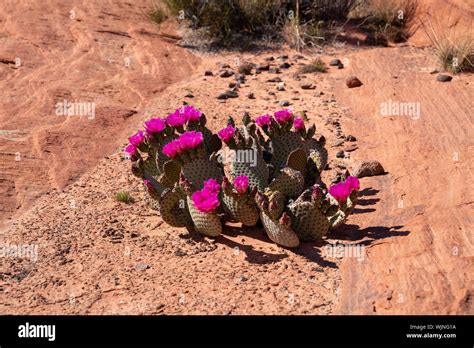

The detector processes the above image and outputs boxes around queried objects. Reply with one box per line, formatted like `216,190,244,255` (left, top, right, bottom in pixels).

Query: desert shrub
164,0,241,39
282,16,326,50
359,0,419,42
421,15,474,73
299,0,360,22
237,0,287,33
162,0,360,46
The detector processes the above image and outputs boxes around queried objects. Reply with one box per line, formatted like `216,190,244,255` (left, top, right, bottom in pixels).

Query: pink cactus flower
345,176,360,192
162,140,181,158
192,189,220,213
179,131,203,150
274,109,294,124
329,182,351,202
255,114,271,127
128,131,145,146
124,143,137,155
233,176,249,194
203,178,220,193
144,118,165,134
166,110,187,127
182,105,202,122
217,125,235,143
293,117,304,130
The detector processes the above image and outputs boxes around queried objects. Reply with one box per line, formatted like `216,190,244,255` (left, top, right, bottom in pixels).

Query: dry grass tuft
297,58,328,74
114,191,134,204
421,10,473,74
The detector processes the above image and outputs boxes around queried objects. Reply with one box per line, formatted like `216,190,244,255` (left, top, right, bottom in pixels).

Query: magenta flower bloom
293,117,304,130
182,105,202,122
142,179,152,189
233,176,249,194
255,114,271,127
162,140,181,158
179,131,203,150
345,176,360,192
217,125,235,143
329,182,351,202
166,110,187,127
203,178,220,193
274,109,294,124
192,189,220,213
128,131,145,146
124,143,137,155
144,118,165,134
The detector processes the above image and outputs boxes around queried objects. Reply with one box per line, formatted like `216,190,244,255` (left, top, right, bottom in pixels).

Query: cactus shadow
356,198,379,206
358,187,380,197
352,187,380,214
214,225,290,264
294,242,338,268
331,224,410,244
222,226,338,267
353,207,377,214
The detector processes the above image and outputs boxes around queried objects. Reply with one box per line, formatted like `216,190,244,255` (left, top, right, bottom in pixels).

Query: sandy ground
0,0,472,314
0,0,199,226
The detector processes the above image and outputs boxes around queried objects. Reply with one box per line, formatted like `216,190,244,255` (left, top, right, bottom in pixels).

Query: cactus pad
187,196,222,236
260,212,300,248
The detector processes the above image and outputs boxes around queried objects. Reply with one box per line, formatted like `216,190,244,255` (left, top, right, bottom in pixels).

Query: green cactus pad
260,212,300,248
160,160,181,187
268,167,305,199
288,200,330,241
186,196,222,237
304,137,328,173
286,148,307,176
142,173,167,211
270,132,305,171
222,191,259,226
230,150,269,191
181,158,223,190
159,186,193,227
142,153,161,179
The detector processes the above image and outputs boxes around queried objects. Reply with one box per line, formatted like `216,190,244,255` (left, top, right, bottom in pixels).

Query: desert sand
0,0,472,314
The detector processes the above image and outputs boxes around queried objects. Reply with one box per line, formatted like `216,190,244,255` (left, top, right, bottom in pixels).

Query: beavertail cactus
125,106,364,249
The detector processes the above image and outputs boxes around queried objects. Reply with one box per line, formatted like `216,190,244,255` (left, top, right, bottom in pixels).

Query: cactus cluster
125,105,360,248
